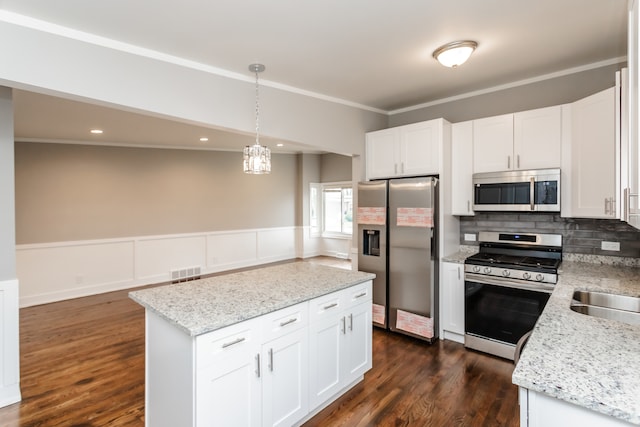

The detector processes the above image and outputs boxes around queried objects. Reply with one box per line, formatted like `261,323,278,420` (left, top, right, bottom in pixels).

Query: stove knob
535,274,544,282
473,265,481,273
523,272,531,280
483,267,491,274
502,269,510,277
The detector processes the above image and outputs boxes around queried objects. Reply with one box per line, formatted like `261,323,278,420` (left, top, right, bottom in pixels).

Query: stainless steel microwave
472,168,560,212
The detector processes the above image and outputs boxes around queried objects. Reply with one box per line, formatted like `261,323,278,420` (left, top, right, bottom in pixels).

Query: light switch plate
601,241,620,251
464,233,476,242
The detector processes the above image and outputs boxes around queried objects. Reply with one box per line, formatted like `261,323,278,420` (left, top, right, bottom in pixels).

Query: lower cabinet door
262,328,309,427
344,301,372,382
196,351,262,427
308,312,344,410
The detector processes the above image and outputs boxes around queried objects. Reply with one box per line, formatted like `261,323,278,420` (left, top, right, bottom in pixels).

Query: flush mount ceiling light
243,63,271,174
432,40,478,68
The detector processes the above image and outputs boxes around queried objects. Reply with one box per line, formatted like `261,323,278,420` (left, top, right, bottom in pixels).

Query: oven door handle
465,273,554,294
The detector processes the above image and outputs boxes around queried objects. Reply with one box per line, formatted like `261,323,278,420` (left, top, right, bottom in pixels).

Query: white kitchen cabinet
473,114,514,173
519,388,633,427
196,319,262,427
561,87,617,219
440,262,465,344
473,106,562,173
261,328,309,427
625,2,640,230
514,106,563,170
451,121,474,215
308,282,372,410
144,280,373,427
366,120,441,180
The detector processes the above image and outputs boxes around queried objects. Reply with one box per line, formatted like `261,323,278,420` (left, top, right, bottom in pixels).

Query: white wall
0,17,386,157
0,88,20,408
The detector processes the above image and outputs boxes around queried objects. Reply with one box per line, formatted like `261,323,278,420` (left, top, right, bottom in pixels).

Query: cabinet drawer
343,281,373,309
260,301,308,343
196,317,260,371
309,290,345,323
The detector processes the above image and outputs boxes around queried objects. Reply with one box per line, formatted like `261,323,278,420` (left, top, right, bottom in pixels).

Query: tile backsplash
459,213,640,259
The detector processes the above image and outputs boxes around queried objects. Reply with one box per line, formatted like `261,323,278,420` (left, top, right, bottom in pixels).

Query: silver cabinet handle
323,302,338,310
624,188,629,222
255,353,261,378
349,313,353,331
457,266,461,280
517,155,520,169
354,292,367,299
401,162,405,174
222,337,246,348
268,348,274,372
341,317,346,334
467,200,471,213
279,318,297,327
394,163,398,174
507,155,511,169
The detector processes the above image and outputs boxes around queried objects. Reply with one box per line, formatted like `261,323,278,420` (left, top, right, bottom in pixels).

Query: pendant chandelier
243,63,271,174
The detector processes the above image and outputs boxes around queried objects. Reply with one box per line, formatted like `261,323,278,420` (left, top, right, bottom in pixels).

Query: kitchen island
130,262,375,427
513,260,640,426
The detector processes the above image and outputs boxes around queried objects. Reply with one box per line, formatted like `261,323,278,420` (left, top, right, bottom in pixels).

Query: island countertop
512,260,640,424
129,262,375,337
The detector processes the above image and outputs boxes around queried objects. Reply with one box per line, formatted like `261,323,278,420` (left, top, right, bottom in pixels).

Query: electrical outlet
601,241,620,251
464,233,476,242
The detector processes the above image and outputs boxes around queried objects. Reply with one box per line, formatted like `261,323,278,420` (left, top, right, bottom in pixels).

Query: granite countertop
441,245,478,264
129,262,375,337
512,260,640,424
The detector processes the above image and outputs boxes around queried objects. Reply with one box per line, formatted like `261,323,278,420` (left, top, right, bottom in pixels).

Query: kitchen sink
570,290,640,326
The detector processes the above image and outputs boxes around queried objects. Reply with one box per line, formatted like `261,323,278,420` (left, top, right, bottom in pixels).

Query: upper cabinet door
366,128,399,180
473,114,514,173
514,106,562,170
451,121,474,216
365,119,442,180
561,87,617,219
400,120,440,177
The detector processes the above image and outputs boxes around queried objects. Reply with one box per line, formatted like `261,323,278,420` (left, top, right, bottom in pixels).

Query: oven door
464,275,551,360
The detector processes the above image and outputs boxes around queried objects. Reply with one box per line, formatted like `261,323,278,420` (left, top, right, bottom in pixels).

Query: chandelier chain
254,69,260,145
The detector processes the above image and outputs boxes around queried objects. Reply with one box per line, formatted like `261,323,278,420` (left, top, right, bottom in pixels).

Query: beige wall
15,142,298,244
320,153,352,182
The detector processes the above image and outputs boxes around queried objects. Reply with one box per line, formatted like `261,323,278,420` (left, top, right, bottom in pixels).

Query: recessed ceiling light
199,137,209,142
90,129,103,134
276,143,284,147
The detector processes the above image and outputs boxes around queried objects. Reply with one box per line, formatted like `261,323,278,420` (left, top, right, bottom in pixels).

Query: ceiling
2,0,629,153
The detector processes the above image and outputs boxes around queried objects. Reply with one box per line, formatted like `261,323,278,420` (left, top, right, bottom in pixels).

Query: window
310,182,353,238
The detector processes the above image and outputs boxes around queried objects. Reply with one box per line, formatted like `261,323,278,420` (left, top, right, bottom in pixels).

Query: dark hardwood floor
0,270,519,426
304,330,519,427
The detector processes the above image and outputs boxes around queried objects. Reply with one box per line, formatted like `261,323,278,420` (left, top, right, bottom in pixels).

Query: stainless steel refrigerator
357,176,438,343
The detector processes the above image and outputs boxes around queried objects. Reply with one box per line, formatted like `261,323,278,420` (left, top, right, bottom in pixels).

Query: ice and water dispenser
362,229,381,256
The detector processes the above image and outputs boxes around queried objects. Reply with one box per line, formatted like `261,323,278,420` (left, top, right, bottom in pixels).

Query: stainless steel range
464,231,562,360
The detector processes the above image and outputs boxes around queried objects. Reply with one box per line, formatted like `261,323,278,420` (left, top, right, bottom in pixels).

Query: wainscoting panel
16,227,300,307
207,231,258,271
135,235,207,283
257,228,297,263
0,279,21,408
17,240,135,306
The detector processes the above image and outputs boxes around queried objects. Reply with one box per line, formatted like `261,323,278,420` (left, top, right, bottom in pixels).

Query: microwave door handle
530,177,535,211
